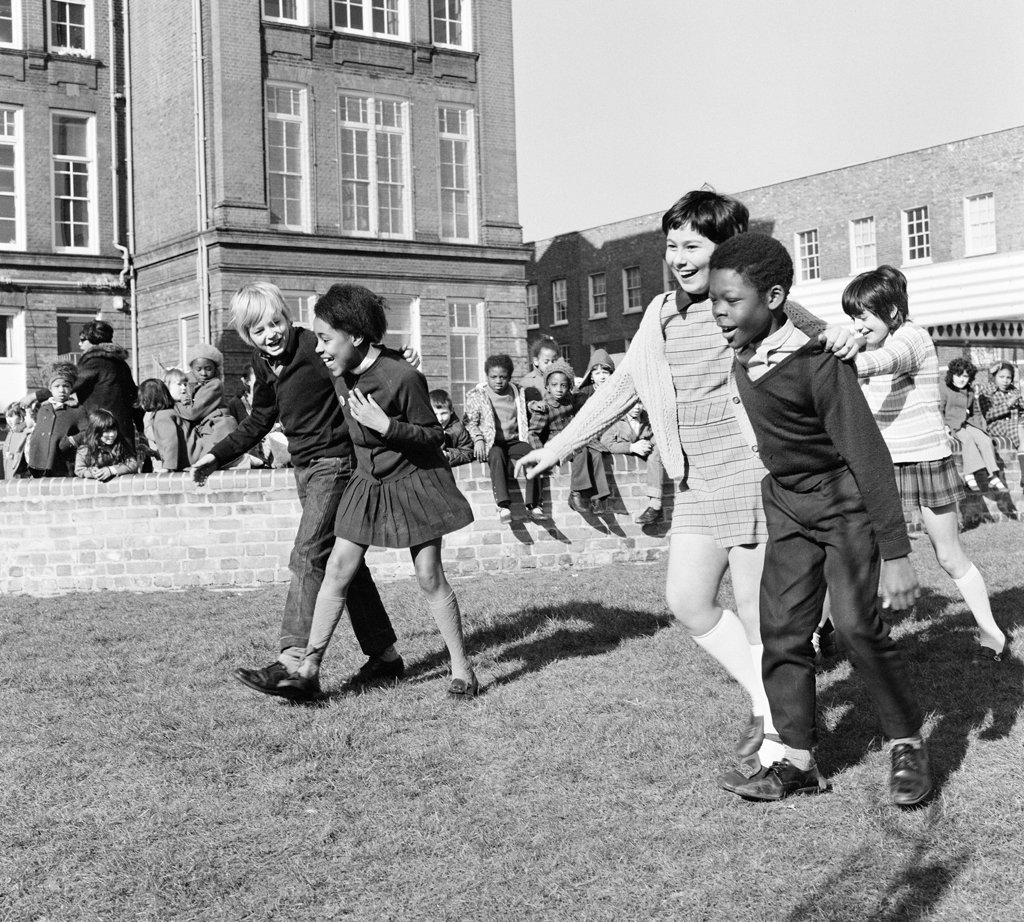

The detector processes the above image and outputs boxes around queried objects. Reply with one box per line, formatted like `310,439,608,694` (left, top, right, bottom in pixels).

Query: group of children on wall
2,342,291,482
435,341,662,526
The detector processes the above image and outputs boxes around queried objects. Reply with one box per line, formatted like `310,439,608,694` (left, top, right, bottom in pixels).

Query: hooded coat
73,342,141,442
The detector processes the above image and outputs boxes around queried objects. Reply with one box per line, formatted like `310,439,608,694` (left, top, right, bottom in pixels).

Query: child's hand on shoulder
346,388,391,435
819,325,865,361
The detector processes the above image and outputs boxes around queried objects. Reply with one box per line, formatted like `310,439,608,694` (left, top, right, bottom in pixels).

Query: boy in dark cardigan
708,233,931,807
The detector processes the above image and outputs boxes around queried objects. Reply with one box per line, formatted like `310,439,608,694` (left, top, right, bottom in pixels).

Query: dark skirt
894,456,965,514
334,464,474,548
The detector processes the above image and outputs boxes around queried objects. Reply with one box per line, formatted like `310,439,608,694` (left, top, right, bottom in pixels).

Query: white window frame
447,299,484,410
622,266,642,313
0,310,18,363
49,0,92,55
557,343,570,361
964,192,996,256
588,272,607,319
379,294,420,354
265,82,311,231
848,216,876,274
178,312,200,370
526,283,538,329
338,93,410,239
437,104,477,243
332,0,409,42
51,111,96,253
1,0,22,48
902,206,931,264
796,228,820,282
0,105,25,250
262,0,308,25
431,0,471,49
551,278,567,326
280,291,317,328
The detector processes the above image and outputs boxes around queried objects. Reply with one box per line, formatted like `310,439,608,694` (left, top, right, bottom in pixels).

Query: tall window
552,279,567,324
622,266,642,312
902,206,931,263
437,105,475,241
332,0,407,40
0,106,23,249
448,300,483,409
50,0,90,54
964,193,996,255
380,295,419,353
526,284,538,328
52,113,94,250
266,83,309,230
588,273,606,318
1,0,21,47
280,291,316,327
796,229,820,281
0,313,12,359
432,0,470,48
558,343,570,361
179,313,200,369
849,216,876,273
262,0,306,24
339,94,409,238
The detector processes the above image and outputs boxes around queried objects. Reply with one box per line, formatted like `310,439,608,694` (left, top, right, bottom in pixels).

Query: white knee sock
298,592,347,678
954,564,1005,651
693,609,761,710
427,589,474,682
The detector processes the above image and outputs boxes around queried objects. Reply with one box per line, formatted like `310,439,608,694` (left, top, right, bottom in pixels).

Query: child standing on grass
980,362,1024,488
710,233,930,807
138,379,189,472
429,389,474,467
75,409,140,481
834,266,1008,663
939,358,1005,492
276,284,476,701
525,359,577,520
27,364,87,478
463,354,537,525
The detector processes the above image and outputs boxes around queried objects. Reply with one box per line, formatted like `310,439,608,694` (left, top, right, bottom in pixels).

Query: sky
510,0,1024,242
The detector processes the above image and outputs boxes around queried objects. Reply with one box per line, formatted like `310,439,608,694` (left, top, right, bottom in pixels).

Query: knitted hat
187,343,223,369
544,359,576,387
20,387,51,408
47,362,78,387
586,348,615,374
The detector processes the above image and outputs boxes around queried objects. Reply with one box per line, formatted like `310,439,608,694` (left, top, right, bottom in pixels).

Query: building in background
526,127,1024,376
1,0,528,409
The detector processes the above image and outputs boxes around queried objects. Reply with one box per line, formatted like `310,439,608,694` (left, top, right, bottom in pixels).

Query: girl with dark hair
74,320,140,447
75,409,139,481
939,357,1005,491
837,266,1008,662
276,284,477,700
138,378,189,472
980,362,1024,488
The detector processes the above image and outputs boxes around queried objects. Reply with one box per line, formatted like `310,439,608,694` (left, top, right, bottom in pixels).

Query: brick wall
0,454,671,597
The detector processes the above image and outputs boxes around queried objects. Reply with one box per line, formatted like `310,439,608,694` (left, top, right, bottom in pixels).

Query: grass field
3,521,1023,922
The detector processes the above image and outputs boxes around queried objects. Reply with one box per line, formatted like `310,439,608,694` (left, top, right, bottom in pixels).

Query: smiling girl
75,409,139,481
276,284,477,700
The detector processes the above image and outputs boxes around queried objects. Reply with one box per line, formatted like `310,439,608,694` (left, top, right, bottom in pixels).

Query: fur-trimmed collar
81,342,129,362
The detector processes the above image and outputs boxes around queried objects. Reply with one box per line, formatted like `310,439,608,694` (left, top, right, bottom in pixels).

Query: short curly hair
314,284,388,344
945,357,977,389
708,232,793,295
484,353,514,377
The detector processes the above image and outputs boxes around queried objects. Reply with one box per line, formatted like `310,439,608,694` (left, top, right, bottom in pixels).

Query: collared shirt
739,320,811,381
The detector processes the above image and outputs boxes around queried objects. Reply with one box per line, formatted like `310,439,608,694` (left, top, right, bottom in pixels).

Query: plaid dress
661,296,767,546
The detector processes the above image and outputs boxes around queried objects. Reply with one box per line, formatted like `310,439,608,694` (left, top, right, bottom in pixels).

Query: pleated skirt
334,465,474,548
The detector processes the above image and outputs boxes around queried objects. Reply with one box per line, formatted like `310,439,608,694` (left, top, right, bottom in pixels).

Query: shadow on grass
787,842,973,922
816,583,1024,793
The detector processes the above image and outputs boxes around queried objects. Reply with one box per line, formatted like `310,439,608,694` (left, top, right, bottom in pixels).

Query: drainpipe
120,0,139,379
191,0,211,343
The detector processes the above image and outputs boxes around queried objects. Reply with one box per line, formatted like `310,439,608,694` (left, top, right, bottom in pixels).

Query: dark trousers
570,446,610,499
487,440,539,506
281,457,397,656
760,466,922,750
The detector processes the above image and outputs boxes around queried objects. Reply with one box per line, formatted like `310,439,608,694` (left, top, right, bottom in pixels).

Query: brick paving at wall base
2,450,1020,598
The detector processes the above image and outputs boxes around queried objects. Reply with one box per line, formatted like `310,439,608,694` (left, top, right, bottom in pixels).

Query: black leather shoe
719,765,770,794
234,661,294,698
635,506,663,525
589,496,606,514
275,672,323,702
972,637,1010,663
890,743,932,807
568,491,589,514
342,654,406,691
731,759,829,801
448,675,480,698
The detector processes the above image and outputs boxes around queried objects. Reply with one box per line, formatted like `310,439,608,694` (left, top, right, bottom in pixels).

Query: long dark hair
945,357,977,391
81,409,134,466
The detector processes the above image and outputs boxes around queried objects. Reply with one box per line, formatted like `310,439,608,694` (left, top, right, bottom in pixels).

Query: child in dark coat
429,389,473,467
27,364,87,477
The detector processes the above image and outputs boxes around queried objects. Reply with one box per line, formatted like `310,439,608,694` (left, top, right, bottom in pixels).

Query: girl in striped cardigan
840,266,1008,662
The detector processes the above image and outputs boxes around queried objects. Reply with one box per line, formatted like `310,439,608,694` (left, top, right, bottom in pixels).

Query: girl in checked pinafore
516,190,858,785
277,284,478,701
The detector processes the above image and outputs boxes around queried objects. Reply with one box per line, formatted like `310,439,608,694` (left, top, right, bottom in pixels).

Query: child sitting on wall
429,389,474,467
525,359,578,520
168,346,240,465
75,409,140,481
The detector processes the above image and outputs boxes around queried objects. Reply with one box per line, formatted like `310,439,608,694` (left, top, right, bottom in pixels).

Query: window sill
551,320,568,327
589,313,607,321
964,247,997,258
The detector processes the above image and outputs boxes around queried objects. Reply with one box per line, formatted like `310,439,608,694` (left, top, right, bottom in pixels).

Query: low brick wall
0,456,671,597
3,446,1019,598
